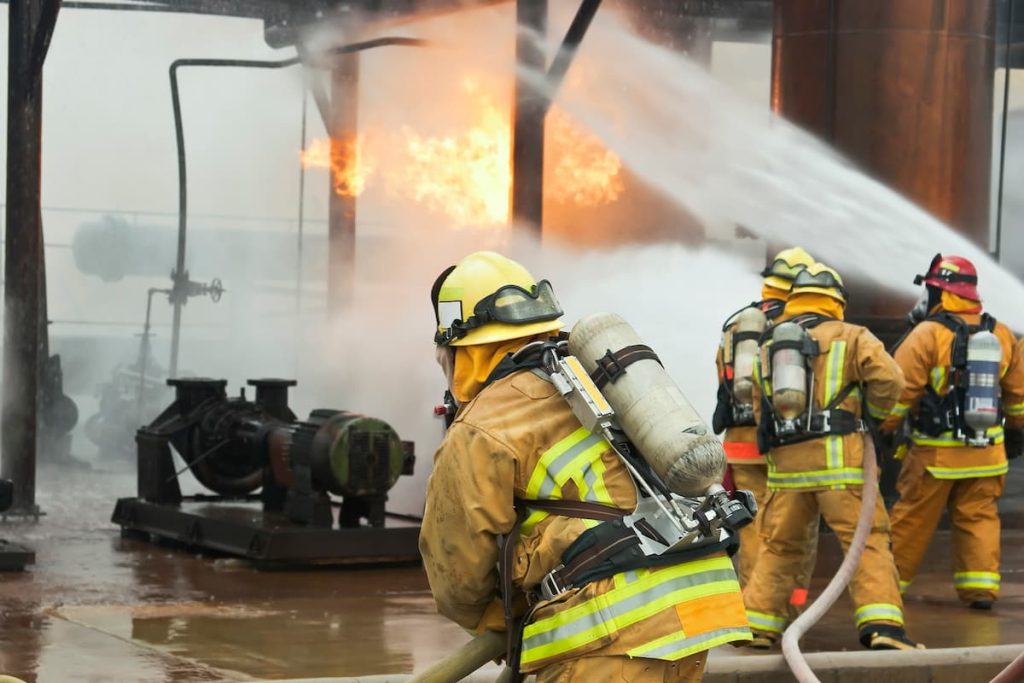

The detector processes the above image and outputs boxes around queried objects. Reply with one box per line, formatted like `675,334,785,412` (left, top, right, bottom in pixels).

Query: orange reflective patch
675,589,748,636
724,441,761,459
789,588,809,606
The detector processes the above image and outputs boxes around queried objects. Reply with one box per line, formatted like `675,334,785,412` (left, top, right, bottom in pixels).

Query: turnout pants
889,453,1004,602
731,464,818,614
743,486,905,637
535,653,706,682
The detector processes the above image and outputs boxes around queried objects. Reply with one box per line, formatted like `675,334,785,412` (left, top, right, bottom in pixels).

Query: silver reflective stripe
582,461,601,503
521,568,738,652
630,626,752,659
768,469,863,486
539,433,604,498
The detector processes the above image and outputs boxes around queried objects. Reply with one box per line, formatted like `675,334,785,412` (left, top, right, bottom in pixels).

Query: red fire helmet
913,253,980,301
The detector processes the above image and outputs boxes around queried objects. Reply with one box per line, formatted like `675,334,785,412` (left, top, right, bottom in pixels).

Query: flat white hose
990,649,1024,683
781,436,879,682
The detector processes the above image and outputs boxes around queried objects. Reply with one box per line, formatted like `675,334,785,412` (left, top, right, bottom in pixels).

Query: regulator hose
781,435,880,682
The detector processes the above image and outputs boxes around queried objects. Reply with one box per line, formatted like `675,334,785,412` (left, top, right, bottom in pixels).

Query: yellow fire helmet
762,246,814,291
431,251,564,347
790,262,848,304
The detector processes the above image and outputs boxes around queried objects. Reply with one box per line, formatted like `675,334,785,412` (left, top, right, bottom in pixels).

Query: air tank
730,307,767,419
568,312,725,496
770,322,810,422
965,330,1002,442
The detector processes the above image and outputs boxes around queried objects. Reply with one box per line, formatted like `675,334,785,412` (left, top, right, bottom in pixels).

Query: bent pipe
781,435,879,683
166,36,428,378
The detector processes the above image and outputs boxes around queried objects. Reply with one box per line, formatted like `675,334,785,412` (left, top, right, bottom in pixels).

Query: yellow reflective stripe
526,427,605,499
899,579,911,595
746,610,786,634
521,557,739,665
954,572,1000,589
891,402,911,417
573,446,610,505
627,626,752,660
913,426,1005,448
930,367,947,393
925,463,1008,480
755,352,772,398
825,341,847,404
768,467,864,489
1005,402,1024,417
824,341,848,470
866,400,890,421
854,603,903,627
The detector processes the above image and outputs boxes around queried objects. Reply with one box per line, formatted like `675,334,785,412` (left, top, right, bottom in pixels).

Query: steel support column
772,0,995,318
511,0,547,232
3,0,58,513
327,54,359,317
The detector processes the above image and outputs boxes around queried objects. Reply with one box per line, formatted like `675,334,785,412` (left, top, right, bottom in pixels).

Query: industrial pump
126,377,414,531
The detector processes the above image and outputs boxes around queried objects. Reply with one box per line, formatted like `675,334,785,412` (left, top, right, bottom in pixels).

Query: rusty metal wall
772,0,996,317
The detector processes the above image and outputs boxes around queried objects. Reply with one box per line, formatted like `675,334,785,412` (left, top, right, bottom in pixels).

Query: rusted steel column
772,0,996,316
327,53,359,317
511,0,548,233
3,0,56,512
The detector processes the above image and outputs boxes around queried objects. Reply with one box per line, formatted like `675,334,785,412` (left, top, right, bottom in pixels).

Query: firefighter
419,251,751,682
714,246,818,606
881,254,1024,610
741,263,923,650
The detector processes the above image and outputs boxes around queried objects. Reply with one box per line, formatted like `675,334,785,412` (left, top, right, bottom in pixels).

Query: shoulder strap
590,344,662,390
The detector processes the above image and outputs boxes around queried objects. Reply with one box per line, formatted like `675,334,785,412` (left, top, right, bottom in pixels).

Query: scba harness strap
912,313,999,441
757,314,866,451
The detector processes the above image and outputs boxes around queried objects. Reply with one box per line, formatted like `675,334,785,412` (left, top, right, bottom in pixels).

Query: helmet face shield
790,266,848,303
435,279,563,345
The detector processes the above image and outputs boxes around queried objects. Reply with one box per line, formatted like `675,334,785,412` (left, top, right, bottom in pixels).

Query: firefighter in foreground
741,263,923,650
881,254,1024,609
714,246,818,605
419,251,751,682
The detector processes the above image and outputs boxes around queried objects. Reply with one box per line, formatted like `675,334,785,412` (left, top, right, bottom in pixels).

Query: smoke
22,2,1024,522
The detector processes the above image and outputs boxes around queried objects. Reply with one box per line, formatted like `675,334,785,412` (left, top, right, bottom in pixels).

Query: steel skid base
0,539,35,571
111,496,421,565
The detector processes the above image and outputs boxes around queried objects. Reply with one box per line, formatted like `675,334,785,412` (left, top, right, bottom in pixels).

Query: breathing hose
781,435,880,682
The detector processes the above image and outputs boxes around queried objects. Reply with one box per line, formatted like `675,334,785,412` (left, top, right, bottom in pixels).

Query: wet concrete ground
2,463,1024,682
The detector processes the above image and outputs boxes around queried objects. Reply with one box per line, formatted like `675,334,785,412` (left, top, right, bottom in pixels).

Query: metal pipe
994,0,1014,262
543,0,602,110
165,37,427,377
2,0,59,513
781,436,880,682
296,91,308,316
327,53,359,317
510,0,548,232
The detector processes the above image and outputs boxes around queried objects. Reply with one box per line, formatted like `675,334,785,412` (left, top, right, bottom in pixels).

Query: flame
300,137,372,197
300,78,622,226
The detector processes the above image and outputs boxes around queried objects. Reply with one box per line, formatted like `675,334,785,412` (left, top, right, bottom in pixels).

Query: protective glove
1005,428,1024,461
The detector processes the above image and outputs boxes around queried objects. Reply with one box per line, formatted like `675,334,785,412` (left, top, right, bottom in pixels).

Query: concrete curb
258,644,1024,683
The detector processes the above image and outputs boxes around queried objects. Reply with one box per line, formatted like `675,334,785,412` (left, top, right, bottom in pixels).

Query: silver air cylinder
568,312,725,496
770,322,809,423
965,330,1002,442
731,307,767,416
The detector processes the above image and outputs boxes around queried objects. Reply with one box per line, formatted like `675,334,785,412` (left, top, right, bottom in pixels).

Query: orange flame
300,78,622,226
300,137,372,197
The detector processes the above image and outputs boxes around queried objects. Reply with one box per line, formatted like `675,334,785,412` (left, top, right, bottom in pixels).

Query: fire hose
781,435,880,682
406,630,507,683
780,436,1024,683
